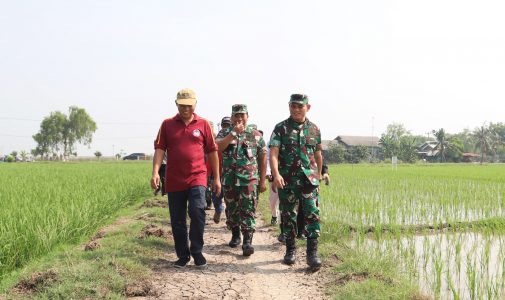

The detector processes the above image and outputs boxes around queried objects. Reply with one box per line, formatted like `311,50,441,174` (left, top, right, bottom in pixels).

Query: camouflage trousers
278,183,320,240
223,184,257,233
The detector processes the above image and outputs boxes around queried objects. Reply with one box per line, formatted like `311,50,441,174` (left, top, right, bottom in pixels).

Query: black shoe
306,238,321,271
192,253,207,268
277,234,286,244
174,256,190,268
229,227,241,248
242,232,254,256
270,216,278,225
213,211,222,224
283,239,296,265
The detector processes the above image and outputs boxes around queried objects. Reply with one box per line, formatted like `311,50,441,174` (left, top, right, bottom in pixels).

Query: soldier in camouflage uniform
217,104,267,256
269,94,323,270
205,122,216,210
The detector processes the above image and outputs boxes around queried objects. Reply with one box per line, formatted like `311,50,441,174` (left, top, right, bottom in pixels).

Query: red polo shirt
154,113,218,192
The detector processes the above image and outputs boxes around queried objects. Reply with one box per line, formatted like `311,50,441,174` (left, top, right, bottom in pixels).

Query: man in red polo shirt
151,88,221,268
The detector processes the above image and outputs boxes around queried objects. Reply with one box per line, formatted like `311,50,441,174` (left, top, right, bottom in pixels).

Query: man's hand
150,173,160,190
213,179,222,196
259,181,267,193
272,175,285,193
234,122,245,135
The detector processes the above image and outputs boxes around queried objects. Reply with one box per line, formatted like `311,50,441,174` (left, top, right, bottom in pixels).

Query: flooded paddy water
355,232,505,299
319,164,505,299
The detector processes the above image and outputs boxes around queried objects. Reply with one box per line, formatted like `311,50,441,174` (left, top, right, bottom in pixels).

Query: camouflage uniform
269,116,321,240
218,123,266,232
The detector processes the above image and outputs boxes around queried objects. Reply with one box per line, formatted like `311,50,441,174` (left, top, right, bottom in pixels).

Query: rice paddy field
2,162,505,299
0,161,151,281
320,164,505,299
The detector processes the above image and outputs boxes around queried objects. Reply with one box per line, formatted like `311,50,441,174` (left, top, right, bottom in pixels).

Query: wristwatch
230,130,237,137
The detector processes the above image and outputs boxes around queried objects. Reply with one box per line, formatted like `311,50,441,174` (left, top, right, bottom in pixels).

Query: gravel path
136,210,327,300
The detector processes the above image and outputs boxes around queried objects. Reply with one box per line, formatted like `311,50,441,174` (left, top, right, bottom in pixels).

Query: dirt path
137,210,327,300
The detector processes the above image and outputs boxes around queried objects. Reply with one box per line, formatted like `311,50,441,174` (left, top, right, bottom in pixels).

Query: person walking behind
212,116,232,224
216,104,267,256
151,88,221,268
269,93,323,271
154,151,167,196
322,163,330,185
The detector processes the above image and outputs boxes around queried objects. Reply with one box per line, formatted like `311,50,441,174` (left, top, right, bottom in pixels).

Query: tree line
325,122,505,164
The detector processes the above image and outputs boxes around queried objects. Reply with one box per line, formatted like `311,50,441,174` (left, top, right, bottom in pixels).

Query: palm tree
473,125,491,164
432,128,448,162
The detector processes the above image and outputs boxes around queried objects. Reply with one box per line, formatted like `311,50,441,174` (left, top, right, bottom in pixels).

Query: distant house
462,152,480,163
321,140,339,151
417,141,439,160
321,136,380,161
335,135,380,149
321,136,380,152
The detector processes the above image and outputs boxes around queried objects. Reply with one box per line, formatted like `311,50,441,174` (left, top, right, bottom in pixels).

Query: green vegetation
0,199,170,298
0,161,151,281
3,162,505,299
32,106,97,160
320,164,505,299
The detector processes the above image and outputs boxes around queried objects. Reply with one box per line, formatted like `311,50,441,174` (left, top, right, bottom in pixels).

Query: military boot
228,227,241,248
242,231,255,256
306,238,321,271
283,238,296,265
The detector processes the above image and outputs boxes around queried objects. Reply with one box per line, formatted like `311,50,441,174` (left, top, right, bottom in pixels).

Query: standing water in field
354,232,505,299
320,164,505,299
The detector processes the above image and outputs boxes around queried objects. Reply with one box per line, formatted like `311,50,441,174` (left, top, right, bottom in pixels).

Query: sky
1,0,505,157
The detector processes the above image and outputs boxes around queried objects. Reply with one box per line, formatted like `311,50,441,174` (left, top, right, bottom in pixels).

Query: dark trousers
167,186,206,259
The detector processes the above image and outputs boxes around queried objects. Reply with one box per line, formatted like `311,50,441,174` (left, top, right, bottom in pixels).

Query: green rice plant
321,164,505,299
0,162,151,280
466,255,478,300
447,271,460,300
320,164,505,229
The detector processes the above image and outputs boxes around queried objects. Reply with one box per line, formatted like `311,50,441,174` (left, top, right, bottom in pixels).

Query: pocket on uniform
306,136,317,147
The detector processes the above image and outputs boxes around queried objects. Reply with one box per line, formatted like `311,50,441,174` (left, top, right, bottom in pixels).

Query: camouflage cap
232,104,248,114
289,94,309,105
175,88,197,105
221,116,231,125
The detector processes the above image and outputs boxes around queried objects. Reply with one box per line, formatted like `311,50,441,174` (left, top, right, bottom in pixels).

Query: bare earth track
134,211,328,300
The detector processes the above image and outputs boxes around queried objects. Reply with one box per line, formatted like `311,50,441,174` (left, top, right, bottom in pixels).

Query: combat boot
228,227,241,248
242,231,255,256
306,238,321,271
283,238,296,265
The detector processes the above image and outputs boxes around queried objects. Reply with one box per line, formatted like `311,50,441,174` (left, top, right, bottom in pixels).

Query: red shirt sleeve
154,121,167,150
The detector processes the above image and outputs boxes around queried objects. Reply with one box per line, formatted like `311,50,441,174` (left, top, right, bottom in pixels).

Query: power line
0,117,39,122
0,117,159,126
0,133,152,140
0,134,33,138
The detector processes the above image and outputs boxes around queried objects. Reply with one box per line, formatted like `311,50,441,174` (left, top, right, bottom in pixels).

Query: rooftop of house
335,135,380,147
